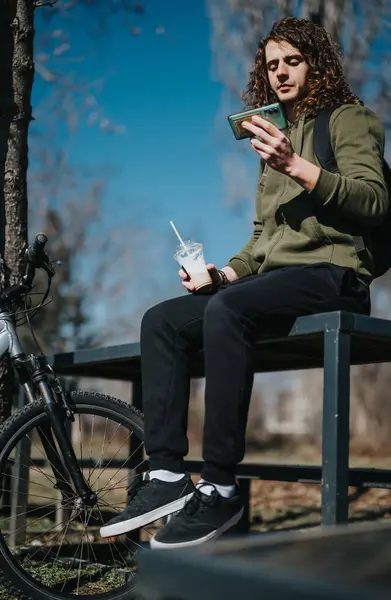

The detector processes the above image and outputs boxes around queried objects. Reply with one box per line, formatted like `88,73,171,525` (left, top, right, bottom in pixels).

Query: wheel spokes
0,403,146,596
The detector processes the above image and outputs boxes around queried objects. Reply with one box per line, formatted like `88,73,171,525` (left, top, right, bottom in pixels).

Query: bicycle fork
37,380,98,507
37,381,97,506
12,347,97,507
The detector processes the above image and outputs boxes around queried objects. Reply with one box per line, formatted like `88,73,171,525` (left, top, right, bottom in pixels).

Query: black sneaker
150,483,244,549
100,473,195,538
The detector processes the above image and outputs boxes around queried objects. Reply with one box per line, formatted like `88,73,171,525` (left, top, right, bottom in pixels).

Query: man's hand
179,264,238,293
242,115,320,190
242,115,295,174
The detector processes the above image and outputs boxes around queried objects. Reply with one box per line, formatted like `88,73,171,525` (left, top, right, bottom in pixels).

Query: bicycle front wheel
0,390,147,600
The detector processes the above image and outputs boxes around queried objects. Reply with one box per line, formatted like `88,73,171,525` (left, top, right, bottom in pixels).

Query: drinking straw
170,220,186,247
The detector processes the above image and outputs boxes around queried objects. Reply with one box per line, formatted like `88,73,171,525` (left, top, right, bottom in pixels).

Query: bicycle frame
0,310,97,506
0,312,26,357
0,311,36,401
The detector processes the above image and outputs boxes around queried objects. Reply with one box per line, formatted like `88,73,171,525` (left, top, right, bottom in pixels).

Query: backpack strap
313,105,366,254
313,107,338,173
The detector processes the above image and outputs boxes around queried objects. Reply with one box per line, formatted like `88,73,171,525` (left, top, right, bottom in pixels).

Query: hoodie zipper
262,117,304,271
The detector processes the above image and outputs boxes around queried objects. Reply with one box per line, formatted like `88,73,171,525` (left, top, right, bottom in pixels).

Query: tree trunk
0,0,34,422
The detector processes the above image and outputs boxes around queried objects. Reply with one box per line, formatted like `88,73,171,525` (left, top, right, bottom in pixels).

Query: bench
137,520,391,600
45,309,391,529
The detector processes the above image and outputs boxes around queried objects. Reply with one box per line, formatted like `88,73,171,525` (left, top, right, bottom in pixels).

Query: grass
0,556,136,598
0,588,18,600
24,560,129,592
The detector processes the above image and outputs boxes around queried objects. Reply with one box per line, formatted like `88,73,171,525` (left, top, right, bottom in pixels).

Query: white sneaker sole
99,492,194,538
149,506,244,549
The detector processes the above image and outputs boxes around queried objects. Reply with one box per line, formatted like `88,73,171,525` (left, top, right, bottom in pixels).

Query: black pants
140,263,370,485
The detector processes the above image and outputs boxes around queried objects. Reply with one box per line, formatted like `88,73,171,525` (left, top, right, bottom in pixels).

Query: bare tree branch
34,0,59,7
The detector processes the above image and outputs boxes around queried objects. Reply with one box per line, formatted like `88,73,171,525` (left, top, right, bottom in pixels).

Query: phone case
228,103,288,140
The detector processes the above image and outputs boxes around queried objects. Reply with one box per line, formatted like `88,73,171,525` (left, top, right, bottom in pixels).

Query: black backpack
313,107,391,279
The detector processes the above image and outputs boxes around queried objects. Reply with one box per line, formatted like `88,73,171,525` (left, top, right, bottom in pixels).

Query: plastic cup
174,241,213,292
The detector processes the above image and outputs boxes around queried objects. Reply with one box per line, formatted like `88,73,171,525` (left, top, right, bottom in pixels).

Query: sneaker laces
184,484,218,516
127,472,151,503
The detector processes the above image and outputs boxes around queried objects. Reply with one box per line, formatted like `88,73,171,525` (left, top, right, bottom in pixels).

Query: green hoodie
228,104,388,283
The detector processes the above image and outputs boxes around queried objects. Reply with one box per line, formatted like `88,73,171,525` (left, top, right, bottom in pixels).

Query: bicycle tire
0,390,146,600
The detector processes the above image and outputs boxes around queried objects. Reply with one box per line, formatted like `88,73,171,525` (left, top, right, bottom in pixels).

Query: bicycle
0,234,148,599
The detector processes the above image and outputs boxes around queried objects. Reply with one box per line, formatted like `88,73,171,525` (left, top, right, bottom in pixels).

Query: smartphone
227,103,288,140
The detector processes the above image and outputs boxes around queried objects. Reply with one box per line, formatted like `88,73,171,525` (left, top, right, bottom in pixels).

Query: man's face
265,40,309,110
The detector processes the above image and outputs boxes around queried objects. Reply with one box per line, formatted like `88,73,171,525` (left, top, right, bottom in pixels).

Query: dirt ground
249,480,391,531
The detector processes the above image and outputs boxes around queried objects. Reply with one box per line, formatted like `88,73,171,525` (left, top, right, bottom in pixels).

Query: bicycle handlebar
0,233,53,307
26,233,48,266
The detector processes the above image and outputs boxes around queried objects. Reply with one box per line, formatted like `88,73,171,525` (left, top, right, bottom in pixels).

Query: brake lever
41,261,56,278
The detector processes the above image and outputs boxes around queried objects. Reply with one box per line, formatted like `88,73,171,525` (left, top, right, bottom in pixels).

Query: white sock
149,469,185,483
197,478,236,498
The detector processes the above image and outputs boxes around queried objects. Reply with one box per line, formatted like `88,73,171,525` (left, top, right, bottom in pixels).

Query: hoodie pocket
279,193,333,245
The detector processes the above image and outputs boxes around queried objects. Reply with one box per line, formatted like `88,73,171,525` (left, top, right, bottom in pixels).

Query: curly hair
242,17,360,120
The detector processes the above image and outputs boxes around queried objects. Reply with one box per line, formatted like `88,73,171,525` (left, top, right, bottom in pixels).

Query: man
100,17,387,548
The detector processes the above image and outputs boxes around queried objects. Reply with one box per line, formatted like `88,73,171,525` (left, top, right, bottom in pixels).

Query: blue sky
30,1,391,343
32,0,254,334
28,0,391,407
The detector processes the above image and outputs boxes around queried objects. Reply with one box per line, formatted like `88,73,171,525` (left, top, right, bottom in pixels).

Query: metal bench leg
237,478,251,533
321,328,351,525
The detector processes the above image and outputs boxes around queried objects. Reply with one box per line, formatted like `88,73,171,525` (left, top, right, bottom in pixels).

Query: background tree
0,0,34,422
0,0,163,421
